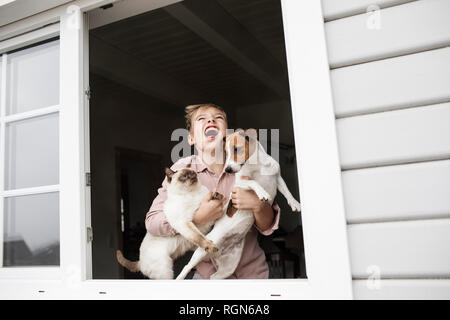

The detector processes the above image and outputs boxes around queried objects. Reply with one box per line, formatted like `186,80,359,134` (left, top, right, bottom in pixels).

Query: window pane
5,113,59,190
6,40,59,115
3,192,59,266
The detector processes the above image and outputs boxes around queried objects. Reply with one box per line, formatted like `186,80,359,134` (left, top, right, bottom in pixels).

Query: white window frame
0,23,62,280
0,0,353,299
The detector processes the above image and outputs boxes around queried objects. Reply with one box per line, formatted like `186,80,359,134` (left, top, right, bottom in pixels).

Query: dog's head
224,129,258,174
165,163,198,191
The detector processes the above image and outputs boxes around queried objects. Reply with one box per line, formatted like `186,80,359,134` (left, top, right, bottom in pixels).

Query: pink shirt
145,155,280,279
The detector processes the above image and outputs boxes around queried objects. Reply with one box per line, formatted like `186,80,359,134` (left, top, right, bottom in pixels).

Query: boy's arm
145,177,178,237
254,202,280,236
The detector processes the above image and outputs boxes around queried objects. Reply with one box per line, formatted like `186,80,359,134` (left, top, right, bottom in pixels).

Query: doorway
115,148,162,279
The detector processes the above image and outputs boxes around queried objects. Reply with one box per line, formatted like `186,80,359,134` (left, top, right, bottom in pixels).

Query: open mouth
204,125,219,137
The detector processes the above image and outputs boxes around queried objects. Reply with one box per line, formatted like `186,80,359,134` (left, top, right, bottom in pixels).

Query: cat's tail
116,250,140,273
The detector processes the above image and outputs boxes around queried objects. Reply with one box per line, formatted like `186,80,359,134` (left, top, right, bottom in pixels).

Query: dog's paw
256,190,271,202
289,200,302,212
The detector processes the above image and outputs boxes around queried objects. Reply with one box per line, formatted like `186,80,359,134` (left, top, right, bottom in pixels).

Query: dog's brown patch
228,130,256,164
226,198,237,217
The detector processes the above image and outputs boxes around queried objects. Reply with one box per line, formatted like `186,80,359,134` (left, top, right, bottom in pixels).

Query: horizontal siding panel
336,102,450,169
353,280,450,299
331,47,450,117
342,160,450,223
321,0,417,21
348,219,450,278
325,0,450,68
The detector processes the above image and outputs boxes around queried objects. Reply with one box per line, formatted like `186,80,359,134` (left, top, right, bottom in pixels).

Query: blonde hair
184,103,227,131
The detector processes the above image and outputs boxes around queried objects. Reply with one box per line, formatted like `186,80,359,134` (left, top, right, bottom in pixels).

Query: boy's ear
165,167,175,183
187,132,195,146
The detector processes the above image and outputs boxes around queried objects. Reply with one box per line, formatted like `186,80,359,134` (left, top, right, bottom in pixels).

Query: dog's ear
165,167,175,183
245,128,258,141
238,128,257,143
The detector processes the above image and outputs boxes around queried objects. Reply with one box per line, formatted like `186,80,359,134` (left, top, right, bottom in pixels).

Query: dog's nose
225,167,233,173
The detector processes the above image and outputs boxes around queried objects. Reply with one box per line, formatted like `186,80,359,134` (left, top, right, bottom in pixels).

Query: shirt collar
190,155,208,173
191,155,230,177
172,155,230,176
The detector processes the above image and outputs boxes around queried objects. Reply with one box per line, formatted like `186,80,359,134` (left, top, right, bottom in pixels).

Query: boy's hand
232,176,275,232
193,191,226,226
231,176,264,212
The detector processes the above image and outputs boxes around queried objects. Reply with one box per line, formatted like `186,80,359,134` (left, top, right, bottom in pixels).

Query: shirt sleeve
145,176,178,237
254,202,280,236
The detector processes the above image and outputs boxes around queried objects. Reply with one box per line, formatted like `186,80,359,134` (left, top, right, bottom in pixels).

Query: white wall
322,0,450,299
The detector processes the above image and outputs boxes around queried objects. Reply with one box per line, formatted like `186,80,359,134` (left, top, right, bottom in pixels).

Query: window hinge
87,227,93,243
86,172,91,186
84,87,91,100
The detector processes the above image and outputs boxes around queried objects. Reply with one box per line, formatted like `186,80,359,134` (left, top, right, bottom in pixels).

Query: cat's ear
165,167,175,183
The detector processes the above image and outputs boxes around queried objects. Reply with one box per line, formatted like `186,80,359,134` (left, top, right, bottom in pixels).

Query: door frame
0,0,353,299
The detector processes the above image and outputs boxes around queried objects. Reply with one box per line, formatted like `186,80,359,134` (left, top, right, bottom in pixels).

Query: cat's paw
210,191,224,201
205,240,219,253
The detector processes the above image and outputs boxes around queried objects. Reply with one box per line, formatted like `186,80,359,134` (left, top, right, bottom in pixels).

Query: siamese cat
116,165,223,279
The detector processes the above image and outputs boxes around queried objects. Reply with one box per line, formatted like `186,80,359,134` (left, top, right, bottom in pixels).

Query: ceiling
90,0,291,109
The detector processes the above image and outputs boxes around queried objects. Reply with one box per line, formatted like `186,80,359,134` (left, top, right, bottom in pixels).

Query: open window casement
0,0,352,299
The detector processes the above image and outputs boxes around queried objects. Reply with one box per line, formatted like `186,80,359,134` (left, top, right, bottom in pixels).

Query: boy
145,103,280,279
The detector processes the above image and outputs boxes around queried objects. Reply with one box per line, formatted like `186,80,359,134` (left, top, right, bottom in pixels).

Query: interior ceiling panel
217,0,287,66
90,0,289,108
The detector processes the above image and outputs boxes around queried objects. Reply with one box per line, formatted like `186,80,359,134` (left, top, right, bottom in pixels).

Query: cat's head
165,163,198,191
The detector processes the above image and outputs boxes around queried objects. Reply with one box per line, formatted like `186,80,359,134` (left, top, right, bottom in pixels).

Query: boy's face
188,107,227,154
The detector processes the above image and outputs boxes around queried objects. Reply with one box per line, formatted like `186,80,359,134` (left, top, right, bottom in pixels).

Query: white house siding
322,0,450,299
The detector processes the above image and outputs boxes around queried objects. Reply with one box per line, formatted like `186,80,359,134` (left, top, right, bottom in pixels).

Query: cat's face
165,165,198,191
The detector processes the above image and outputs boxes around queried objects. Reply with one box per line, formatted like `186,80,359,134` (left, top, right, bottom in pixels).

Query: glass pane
5,113,59,190
3,192,60,266
6,40,59,115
